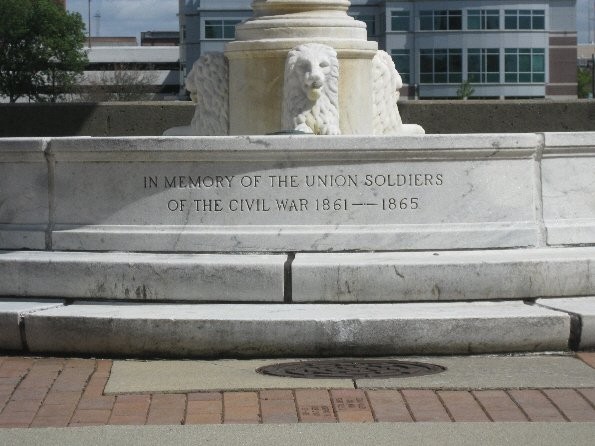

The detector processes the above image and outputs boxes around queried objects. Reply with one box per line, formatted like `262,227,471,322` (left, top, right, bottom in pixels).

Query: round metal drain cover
256,360,446,379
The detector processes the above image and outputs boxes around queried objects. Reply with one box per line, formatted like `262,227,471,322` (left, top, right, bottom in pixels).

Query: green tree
0,0,87,102
577,67,592,99
456,80,475,100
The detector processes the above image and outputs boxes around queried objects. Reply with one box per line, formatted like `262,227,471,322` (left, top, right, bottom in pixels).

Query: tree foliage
577,67,593,99
456,80,475,100
0,0,88,102
78,64,158,102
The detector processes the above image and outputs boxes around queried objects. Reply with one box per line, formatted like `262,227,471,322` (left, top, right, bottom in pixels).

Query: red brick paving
330,389,374,423
186,392,222,424
578,352,595,369
295,389,336,423
472,390,528,422
542,389,595,422
366,390,413,422
223,392,260,424
260,390,298,424
402,390,452,421
437,391,491,422
507,390,567,422
0,355,594,427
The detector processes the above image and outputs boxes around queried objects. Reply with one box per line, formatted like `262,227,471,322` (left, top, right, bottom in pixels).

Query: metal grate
256,359,446,379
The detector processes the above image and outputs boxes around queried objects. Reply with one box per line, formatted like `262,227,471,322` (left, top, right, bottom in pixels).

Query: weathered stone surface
542,132,595,246
0,251,286,302
536,297,595,349
46,134,539,252
24,301,569,357
0,138,48,250
292,247,595,302
0,298,64,350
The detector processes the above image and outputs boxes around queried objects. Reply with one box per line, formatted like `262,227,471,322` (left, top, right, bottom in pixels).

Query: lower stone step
0,299,573,357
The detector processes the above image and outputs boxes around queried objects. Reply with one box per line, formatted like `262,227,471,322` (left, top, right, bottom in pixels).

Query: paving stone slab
104,355,595,394
536,297,595,349
0,299,64,350
24,301,570,357
356,355,595,390
105,360,354,394
0,251,286,302
293,248,595,302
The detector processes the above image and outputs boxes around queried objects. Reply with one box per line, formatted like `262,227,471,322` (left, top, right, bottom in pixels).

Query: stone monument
165,0,423,136
0,0,594,357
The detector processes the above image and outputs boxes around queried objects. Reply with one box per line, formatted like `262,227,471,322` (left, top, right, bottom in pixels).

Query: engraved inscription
144,172,444,218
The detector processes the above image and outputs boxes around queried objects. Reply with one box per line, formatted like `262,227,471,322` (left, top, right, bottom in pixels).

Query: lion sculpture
282,43,341,135
163,53,229,136
372,50,424,135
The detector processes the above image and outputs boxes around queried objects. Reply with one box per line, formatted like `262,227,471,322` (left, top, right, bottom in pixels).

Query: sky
67,0,593,44
66,0,179,42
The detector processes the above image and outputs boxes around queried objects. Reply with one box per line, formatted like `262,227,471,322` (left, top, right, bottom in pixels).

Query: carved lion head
285,43,339,102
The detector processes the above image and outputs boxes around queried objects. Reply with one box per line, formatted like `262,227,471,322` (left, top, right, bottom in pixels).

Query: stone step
0,251,286,302
292,247,595,302
0,298,574,357
536,296,595,350
1,247,595,303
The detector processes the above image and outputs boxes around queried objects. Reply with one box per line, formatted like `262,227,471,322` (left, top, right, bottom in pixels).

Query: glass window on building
467,10,499,30
391,11,410,31
359,15,377,37
505,48,545,82
204,19,241,39
504,10,545,30
420,10,462,31
468,49,500,83
391,49,410,84
420,49,462,83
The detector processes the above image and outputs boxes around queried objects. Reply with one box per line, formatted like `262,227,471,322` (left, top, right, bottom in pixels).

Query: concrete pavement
1,423,595,446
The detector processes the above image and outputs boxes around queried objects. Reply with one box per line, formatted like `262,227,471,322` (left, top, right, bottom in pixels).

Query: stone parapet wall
0,101,593,137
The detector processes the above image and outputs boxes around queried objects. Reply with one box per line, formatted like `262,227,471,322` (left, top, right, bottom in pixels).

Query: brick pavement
0,353,594,428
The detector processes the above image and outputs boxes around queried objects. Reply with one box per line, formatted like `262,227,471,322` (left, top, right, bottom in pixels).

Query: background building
141,31,180,47
80,43,180,100
178,0,577,99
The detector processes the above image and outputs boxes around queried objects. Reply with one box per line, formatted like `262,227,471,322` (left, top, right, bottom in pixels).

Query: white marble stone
542,132,595,246
0,299,64,351
24,301,569,356
536,297,595,350
0,251,285,302
46,134,540,252
226,0,378,135
164,53,229,137
0,138,48,250
282,43,341,135
292,248,595,302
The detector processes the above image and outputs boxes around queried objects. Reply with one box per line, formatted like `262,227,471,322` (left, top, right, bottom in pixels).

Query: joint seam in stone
44,138,55,251
284,252,296,303
533,133,547,248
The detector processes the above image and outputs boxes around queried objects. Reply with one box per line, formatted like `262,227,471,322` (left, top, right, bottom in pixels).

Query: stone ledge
0,251,286,302
536,297,595,350
0,298,64,351
292,247,595,302
23,301,570,357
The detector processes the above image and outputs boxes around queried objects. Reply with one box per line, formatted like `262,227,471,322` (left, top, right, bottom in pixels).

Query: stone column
225,0,377,135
